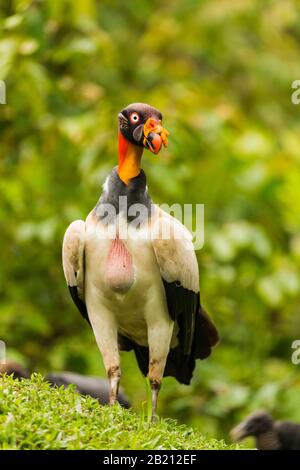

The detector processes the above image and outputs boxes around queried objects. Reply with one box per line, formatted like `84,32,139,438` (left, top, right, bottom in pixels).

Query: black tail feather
193,307,219,360
118,307,219,385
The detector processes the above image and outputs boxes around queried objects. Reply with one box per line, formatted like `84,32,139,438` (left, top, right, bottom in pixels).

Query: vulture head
230,410,274,442
118,102,169,155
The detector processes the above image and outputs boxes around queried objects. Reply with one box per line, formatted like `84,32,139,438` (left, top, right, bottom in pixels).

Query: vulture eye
130,112,140,124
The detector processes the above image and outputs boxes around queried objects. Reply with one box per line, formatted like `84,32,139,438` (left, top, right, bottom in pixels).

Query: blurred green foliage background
1,0,300,445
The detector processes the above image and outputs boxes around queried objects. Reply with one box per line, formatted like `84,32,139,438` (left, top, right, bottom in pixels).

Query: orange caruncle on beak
143,117,169,154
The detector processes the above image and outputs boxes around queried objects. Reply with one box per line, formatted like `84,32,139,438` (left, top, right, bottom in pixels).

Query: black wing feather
163,280,218,358
119,279,219,385
68,286,90,325
163,280,197,355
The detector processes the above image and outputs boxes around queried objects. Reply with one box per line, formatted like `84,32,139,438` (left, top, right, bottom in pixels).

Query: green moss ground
0,374,241,450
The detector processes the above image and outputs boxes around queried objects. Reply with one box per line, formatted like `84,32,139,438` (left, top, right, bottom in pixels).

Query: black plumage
68,286,90,324
119,281,218,385
231,410,300,450
96,168,152,222
275,421,300,450
0,361,29,379
0,361,130,407
46,371,130,408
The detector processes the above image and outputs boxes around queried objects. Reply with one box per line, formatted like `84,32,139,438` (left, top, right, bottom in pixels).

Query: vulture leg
108,367,120,405
87,304,120,405
147,319,173,422
150,380,160,423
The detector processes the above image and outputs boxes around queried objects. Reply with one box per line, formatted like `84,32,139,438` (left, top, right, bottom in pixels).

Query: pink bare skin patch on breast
105,237,134,292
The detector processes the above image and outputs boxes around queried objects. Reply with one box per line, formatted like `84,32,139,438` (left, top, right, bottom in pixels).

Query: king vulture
62,103,219,420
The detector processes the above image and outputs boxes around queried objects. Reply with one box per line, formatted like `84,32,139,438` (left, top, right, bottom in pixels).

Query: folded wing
152,208,219,383
62,220,89,324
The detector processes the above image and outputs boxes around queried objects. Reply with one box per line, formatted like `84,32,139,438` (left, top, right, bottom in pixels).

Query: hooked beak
143,117,169,154
230,422,249,442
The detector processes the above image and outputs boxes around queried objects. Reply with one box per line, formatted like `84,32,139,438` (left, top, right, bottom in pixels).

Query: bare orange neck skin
118,131,143,185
